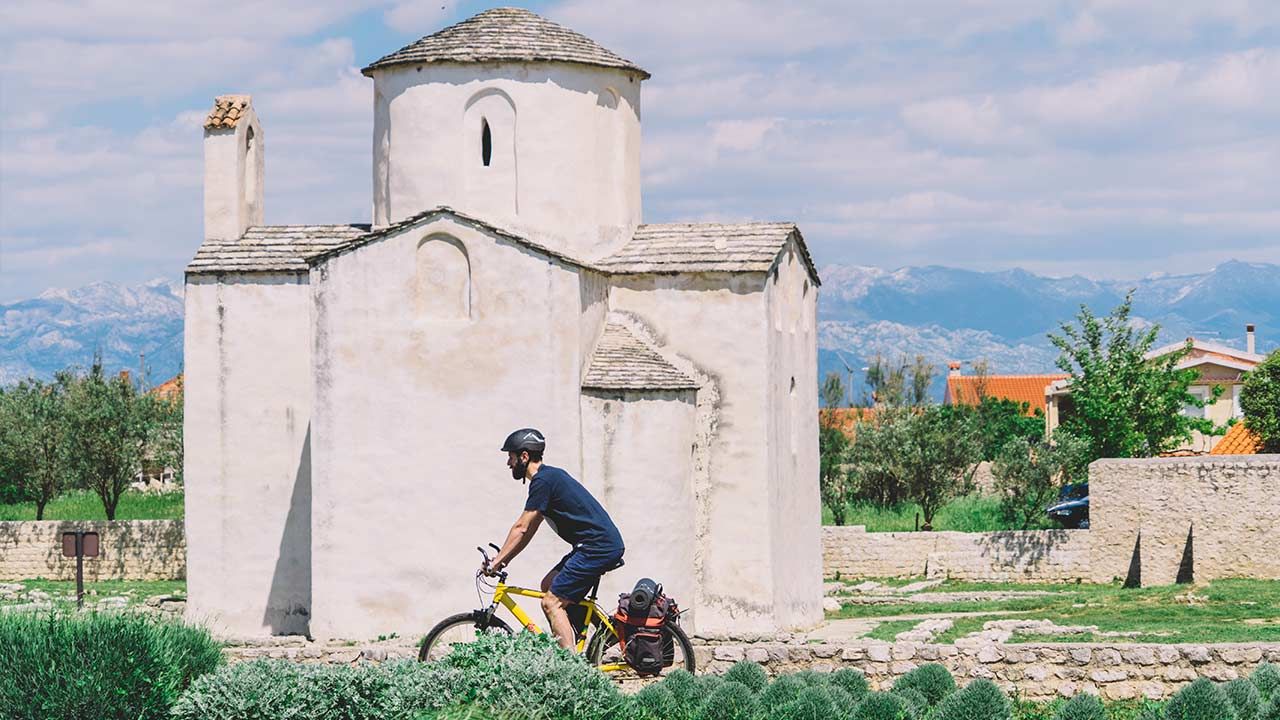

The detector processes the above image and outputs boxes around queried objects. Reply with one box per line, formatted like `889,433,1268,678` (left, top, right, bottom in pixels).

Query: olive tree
61,362,172,520
847,406,981,529
991,432,1091,530
0,378,70,518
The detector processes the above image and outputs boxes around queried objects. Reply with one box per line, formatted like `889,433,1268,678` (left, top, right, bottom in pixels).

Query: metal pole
75,532,84,610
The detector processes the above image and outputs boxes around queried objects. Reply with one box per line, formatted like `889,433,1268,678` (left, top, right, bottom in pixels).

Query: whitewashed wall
184,273,313,637
369,62,643,261
308,216,591,640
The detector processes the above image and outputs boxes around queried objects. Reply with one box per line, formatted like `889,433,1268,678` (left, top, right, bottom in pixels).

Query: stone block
867,645,892,663
1090,669,1127,683
713,646,745,662
1183,646,1211,664
1121,647,1157,665
746,648,769,663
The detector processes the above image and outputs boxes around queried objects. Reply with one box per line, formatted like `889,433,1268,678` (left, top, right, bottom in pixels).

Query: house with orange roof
1046,325,1265,453
942,362,1067,419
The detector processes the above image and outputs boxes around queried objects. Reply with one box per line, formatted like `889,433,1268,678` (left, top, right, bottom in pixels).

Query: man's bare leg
540,592,578,649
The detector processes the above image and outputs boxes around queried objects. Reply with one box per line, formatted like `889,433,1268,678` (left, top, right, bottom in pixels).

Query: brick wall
0,520,185,581
1088,456,1280,585
823,526,1090,582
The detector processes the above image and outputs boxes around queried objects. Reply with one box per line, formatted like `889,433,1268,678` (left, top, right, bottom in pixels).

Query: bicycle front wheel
419,611,514,662
585,621,696,676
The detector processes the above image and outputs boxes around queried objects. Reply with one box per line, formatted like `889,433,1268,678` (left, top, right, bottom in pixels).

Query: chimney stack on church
1247,324,1256,355
202,95,264,241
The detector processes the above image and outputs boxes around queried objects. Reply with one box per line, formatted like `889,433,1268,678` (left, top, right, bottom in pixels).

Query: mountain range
817,260,1280,400
2,261,1277,398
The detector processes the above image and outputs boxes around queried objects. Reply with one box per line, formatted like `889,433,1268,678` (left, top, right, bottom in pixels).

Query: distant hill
3,262,1277,399
0,279,184,386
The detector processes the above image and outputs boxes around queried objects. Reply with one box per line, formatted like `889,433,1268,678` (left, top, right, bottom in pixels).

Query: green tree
1241,350,1280,452
61,361,169,520
863,354,934,407
992,432,1090,530
847,406,981,528
1048,292,1217,460
819,424,853,525
820,371,847,409
0,377,70,518
819,372,854,524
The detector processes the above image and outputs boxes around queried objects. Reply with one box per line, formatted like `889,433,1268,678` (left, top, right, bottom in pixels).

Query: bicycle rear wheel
419,611,514,662
585,621,696,676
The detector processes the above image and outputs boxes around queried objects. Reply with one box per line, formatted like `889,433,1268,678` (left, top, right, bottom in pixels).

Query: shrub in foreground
1163,678,1237,720
893,662,956,707
722,661,769,694
694,681,757,720
0,611,222,720
933,678,1011,720
852,690,916,720
1053,693,1107,720
175,632,624,720
1254,664,1280,704
1225,677,1264,720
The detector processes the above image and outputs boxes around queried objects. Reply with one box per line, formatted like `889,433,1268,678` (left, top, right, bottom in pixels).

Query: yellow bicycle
418,544,696,677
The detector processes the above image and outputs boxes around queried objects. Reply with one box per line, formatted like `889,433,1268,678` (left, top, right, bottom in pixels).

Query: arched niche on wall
415,234,472,321
463,88,517,216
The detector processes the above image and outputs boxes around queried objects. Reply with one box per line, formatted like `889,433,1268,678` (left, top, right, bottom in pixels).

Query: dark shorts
549,546,624,602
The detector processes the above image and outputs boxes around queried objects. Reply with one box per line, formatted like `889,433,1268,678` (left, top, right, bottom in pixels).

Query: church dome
362,7,649,79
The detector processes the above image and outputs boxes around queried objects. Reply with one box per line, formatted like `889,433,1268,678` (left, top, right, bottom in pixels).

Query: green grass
0,579,185,611
0,489,184,520
864,619,921,642
823,493,1057,532
1011,698,1161,720
827,577,1280,644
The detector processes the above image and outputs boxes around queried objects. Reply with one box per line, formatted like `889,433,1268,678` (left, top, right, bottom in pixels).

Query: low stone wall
219,634,1280,702
0,520,185,581
1088,455,1280,586
823,526,1090,582
697,638,1280,701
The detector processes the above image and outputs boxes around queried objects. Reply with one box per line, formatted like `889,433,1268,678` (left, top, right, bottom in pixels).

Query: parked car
1046,482,1089,528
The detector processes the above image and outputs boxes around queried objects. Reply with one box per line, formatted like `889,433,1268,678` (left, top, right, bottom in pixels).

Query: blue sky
1,1,1278,302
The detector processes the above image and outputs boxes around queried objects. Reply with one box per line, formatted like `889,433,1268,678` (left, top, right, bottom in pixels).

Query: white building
184,7,821,641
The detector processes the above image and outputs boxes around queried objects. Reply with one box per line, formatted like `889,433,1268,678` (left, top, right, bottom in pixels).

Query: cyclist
485,428,625,649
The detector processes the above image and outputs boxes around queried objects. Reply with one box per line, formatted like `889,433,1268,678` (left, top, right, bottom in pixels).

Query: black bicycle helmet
501,428,546,455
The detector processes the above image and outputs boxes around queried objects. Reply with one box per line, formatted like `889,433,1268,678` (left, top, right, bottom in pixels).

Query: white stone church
185,7,821,640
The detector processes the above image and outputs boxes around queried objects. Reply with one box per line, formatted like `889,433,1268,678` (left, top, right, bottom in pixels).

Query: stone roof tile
597,222,820,284
204,95,252,130
362,7,648,79
186,224,371,274
582,321,698,391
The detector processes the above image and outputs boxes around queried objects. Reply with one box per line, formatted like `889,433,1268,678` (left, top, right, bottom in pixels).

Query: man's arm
490,510,543,570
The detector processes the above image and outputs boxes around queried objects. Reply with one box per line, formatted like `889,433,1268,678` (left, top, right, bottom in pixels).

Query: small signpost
61,530,100,609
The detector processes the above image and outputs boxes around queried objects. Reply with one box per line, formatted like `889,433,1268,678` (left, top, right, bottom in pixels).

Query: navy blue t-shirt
524,465,623,553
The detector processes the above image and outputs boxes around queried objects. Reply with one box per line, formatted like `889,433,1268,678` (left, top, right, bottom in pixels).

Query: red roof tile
1210,422,1264,455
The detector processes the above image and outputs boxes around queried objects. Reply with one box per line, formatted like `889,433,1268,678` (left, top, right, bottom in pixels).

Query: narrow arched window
481,118,492,167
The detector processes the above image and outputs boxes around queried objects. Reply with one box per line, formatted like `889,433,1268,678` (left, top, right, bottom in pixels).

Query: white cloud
709,117,779,153
383,0,458,34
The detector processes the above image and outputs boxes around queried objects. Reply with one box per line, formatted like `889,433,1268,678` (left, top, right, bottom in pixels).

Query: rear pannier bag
613,578,677,676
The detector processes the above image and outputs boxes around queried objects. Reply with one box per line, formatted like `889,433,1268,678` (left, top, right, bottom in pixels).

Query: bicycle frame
488,580,628,673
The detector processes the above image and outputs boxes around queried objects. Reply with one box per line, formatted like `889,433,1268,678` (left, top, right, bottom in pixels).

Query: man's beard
511,459,529,481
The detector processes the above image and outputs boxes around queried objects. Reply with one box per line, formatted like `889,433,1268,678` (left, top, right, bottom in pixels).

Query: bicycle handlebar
476,543,508,582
